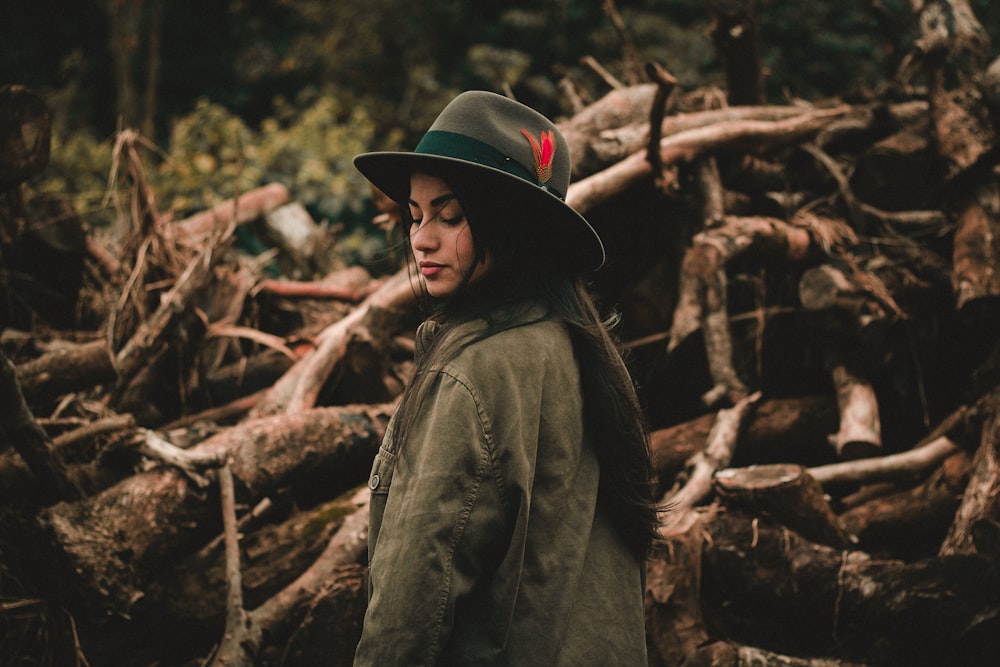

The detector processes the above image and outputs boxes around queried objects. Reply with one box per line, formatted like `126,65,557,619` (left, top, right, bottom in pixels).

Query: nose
410,220,438,253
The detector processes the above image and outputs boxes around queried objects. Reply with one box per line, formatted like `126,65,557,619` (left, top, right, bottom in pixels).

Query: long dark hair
391,166,659,560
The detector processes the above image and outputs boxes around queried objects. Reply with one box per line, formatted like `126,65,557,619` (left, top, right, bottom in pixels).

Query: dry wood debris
2,2,1000,665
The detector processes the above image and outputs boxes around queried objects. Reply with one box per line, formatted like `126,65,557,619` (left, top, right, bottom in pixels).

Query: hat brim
354,151,605,273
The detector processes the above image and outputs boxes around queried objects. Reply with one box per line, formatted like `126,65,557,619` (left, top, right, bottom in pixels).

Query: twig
256,278,377,303
197,497,274,559
251,268,415,416
580,55,625,90
51,414,136,451
210,461,253,667
0,348,81,502
644,61,679,192
603,0,642,84
809,435,960,486
661,391,762,514
113,212,237,390
133,428,223,486
206,323,300,362
246,489,371,643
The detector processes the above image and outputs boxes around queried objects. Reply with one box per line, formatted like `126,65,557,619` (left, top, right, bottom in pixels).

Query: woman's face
408,171,491,298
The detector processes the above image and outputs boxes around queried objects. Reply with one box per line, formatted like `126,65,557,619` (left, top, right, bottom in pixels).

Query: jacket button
369,474,380,490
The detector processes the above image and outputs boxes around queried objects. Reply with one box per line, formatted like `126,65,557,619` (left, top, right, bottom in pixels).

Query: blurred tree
101,0,162,137
3,0,998,238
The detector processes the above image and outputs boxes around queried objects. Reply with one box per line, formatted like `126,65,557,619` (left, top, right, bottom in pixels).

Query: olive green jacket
353,312,648,666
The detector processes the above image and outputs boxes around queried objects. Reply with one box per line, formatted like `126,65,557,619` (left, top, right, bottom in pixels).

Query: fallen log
808,435,961,488
586,105,823,173
952,180,1000,309
827,361,883,460
714,463,853,548
940,387,1000,555
667,215,815,405
251,268,415,416
246,490,369,652
567,106,851,214
677,640,869,667
270,563,368,667
164,182,290,245
558,83,658,177
144,490,360,623
648,506,870,667
88,489,367,665
660,391,761,518
0,348,80,502
14,338,114,413
645,509,712,667
37,402,393,618
839,449,971,560
698,509,1000,664
652,395,840,493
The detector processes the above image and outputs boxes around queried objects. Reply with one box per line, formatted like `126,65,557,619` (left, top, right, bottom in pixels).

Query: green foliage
155,99,260,215
755,0,889,100
467,45,532,92
257,89,385,222
11,0,1000,264
30,128,115,228
153,88,385,234
32,86,386,250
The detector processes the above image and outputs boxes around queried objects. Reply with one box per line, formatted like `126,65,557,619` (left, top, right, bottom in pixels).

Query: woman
352,91,657,666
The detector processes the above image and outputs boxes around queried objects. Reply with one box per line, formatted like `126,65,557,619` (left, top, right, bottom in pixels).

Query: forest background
5,0,999,273
3,2,1000,665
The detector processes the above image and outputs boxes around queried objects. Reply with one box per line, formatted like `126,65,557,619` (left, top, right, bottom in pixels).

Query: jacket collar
413,300,551,365
414,319,442,365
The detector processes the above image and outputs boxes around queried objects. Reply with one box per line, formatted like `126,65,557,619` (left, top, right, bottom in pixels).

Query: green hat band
414,130,566,200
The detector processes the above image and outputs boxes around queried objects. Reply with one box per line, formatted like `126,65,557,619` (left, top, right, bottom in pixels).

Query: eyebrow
408,193,456,208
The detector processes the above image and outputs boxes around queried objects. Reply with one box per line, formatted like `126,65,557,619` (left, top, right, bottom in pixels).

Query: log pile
2,2,1000,665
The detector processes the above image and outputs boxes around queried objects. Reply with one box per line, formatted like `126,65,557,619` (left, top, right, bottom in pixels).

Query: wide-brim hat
354,90,605,273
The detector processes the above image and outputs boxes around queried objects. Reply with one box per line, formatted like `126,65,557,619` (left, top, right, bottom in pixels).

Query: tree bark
15,339,115,408
707,0,765,105
828,361,883,459
699,509,1000,664
839,448,971,560
661,392,761,517
952,180,1000,308
714,463,853,548
0,349,81,502
940,387,1000,555
0,84,51,186
38,402,392,618
250,268,414,416
567,106,850,214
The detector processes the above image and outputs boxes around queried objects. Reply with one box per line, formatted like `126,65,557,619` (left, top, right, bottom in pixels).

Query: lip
419,261,445,277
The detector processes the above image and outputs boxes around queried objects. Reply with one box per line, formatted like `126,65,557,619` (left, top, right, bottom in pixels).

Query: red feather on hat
521,128,555,185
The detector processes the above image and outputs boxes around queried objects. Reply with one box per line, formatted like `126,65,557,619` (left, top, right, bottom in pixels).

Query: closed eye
409,194,465,228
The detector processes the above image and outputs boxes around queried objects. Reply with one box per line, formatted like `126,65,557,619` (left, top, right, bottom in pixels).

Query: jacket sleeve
353,369,510,666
